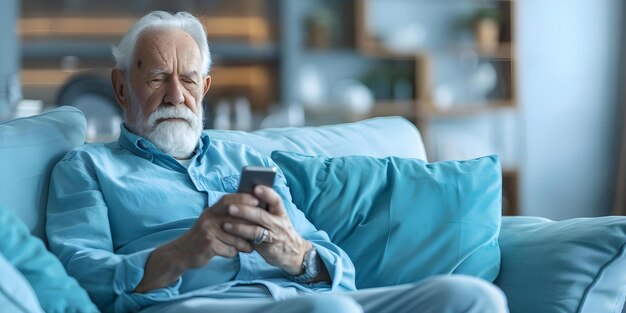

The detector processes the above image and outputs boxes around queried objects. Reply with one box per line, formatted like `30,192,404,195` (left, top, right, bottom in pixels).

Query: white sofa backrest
207,116,428,160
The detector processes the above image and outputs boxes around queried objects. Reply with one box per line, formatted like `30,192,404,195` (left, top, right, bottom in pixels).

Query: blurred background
0,0,624,220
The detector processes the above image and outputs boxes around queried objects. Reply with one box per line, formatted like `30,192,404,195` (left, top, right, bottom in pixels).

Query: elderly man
46,11,508,313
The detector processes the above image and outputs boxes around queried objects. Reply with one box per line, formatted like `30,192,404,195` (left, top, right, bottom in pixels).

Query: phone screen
238,166,277,210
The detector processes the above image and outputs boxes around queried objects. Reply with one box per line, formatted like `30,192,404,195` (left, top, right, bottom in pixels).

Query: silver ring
254,228,269,244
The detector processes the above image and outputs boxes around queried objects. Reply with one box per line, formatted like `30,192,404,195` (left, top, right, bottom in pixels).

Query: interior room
1,1,625,313
2,0,623,219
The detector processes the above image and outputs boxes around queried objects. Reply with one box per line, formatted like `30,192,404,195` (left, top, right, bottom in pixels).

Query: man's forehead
134,29,202,71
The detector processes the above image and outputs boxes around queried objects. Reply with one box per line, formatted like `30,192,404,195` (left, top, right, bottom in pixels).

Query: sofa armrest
0,106,86,239
495,216,626,313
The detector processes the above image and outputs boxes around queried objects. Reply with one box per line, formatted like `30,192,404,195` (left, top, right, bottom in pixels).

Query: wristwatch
291,246,321,283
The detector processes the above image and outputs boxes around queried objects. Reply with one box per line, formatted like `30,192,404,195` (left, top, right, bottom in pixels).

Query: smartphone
238,166,277,210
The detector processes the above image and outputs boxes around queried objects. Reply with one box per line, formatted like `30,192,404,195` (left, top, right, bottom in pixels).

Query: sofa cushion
0,206,98,312
207,116,427,160
0,106,86,239
0,253,44,313
271,151,502,288
496,216,626,313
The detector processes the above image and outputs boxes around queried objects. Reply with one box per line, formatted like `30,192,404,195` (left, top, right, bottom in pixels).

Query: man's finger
211,238,238,258
223,222,267,243
227,204,272,228
217,228,253,253
254,185,284,216
211,193,259,215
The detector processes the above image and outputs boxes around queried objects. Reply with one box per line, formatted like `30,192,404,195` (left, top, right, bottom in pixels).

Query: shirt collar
118,123,211,160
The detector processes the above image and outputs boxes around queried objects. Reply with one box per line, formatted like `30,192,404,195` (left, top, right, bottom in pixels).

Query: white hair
112,11,211,75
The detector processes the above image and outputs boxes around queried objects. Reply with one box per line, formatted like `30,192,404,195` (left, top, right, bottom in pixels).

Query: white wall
518,0,623,219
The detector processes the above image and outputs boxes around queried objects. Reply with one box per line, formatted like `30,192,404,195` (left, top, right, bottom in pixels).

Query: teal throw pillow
0,207,98,313
271,151,502,288
496,216,626,313
0,253,44,313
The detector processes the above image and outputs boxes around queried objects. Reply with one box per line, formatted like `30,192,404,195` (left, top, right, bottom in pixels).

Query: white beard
126,94,204,159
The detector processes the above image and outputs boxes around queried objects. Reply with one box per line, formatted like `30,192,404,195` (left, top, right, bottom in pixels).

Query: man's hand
174,193,260,268
135,193,259,292
223,185,329,281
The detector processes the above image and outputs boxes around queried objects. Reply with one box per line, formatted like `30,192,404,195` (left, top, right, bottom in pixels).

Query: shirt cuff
112,248,182,312
309,242,342,289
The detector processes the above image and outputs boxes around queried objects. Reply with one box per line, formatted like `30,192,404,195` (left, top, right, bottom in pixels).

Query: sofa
1,106,626,313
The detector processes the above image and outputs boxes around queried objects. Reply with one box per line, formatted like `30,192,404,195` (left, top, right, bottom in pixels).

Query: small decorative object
298,64,328,109
473,8,500,52
332,80,374,115
260,104,305,129
213,99,231,130
363,66,413,101
61,55,80,72
434,85,455,110
12,99,43,119
393,78,413,101
305,7,339,49
471,62,498,100
382,22,427,54
233,97,252,131
364,68,392,101
0,73,22,121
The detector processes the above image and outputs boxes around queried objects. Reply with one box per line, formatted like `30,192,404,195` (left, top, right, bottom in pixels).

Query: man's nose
164,78,185,106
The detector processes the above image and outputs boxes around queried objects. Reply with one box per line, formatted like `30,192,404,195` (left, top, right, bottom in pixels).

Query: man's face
113,28,211,159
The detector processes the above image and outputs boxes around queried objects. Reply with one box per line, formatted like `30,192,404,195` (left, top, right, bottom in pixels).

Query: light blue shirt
46,125,356,313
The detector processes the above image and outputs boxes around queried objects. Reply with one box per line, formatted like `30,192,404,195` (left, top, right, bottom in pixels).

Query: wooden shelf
21,68,79,87
419,100,516,118
358,36,513,61
446,43,514,60
368,101,415,119
22,40,279,62
475,43,514,60
20,16,272,43
20,2,283,113
357,40,425,60
21,64,276,110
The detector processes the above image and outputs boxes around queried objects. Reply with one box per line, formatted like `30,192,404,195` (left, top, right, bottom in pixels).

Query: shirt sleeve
46,151,181,313
265,156,357,292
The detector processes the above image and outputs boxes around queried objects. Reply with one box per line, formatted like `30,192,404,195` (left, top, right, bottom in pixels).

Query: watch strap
290,246,321,283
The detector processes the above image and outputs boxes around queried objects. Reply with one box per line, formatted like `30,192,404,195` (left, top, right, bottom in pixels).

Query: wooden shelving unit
20,1,282,129
18,0,521,214
352,0,520,215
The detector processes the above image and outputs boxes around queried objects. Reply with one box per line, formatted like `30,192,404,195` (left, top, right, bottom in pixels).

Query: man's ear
111,69,129,110
202,75,212,97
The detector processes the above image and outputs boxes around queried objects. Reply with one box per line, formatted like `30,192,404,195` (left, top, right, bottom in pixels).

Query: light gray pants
141,275,508,313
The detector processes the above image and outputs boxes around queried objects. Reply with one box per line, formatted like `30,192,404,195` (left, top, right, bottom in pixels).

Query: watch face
292,247,321,283
306,248,322,276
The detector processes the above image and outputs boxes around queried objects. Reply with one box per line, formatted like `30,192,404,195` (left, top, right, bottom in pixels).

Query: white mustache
146,106,199,129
